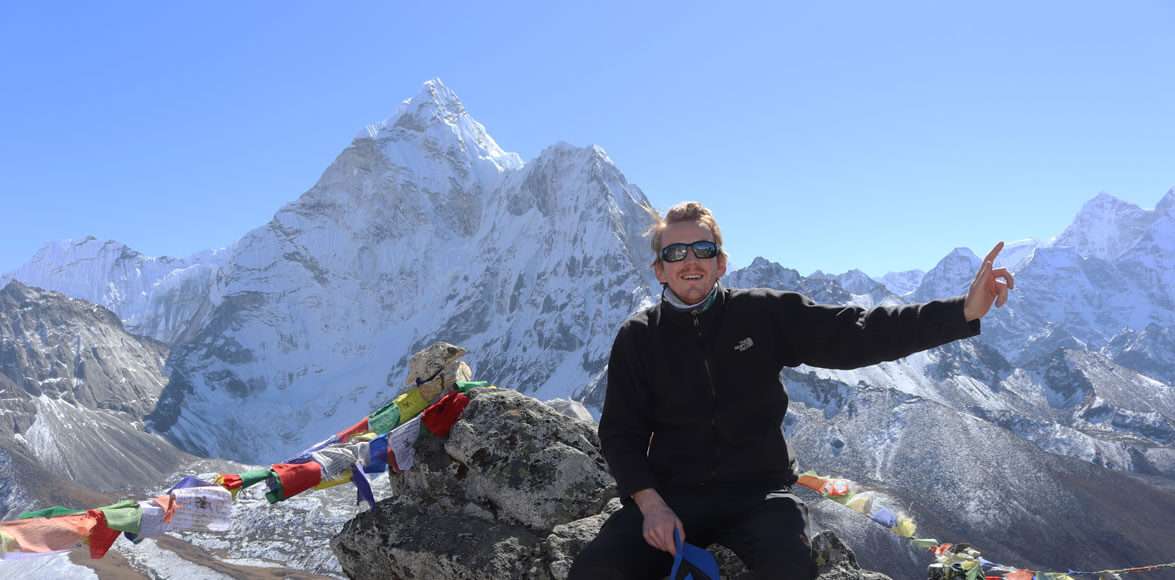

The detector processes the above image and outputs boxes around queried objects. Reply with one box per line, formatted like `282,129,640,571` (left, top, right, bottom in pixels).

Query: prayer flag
369,400,402,434
422,392,470,437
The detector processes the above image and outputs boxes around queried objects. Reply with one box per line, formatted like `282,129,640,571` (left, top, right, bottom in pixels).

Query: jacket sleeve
773,292,981,370
598,322,658,499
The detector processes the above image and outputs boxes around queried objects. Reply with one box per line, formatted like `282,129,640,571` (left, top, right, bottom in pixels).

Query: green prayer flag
369,400,402,434
455,380,489,393
264,471,286,504
240,468,271,489
97,500,143,534
910,538,939,550
18,505,85,519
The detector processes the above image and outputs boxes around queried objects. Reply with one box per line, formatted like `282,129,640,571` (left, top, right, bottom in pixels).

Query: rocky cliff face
0,280,192,517
331,386,890,580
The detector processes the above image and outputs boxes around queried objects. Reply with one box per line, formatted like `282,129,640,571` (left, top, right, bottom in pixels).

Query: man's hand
632,488,685,555
964,241,1015,322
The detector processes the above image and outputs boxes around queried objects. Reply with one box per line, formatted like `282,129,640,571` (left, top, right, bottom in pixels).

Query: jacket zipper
693,311,719,481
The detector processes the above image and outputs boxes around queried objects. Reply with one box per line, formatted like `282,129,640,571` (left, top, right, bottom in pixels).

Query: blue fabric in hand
670,529,720,580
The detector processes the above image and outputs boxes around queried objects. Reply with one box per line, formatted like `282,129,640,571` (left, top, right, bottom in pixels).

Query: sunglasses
660,240,719,263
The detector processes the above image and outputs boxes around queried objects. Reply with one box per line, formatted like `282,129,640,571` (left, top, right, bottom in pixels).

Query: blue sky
2,1,1173,277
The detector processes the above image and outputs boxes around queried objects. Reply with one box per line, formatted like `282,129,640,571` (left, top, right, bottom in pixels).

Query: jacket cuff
943,295,981,339
614,469,658,501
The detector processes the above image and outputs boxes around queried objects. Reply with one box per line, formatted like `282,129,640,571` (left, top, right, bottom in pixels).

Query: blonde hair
647,201,727,265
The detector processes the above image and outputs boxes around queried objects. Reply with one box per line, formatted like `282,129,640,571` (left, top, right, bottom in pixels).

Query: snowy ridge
1,236,227,344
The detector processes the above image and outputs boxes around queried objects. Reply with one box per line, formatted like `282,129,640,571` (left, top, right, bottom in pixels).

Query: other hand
633,489,685,555
642,504,685,555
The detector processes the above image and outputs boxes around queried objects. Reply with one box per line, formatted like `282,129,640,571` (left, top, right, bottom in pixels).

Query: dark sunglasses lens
693,241,718,259
661,243,688,262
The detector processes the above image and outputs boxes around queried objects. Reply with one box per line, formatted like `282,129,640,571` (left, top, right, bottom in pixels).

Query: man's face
654,220,727,304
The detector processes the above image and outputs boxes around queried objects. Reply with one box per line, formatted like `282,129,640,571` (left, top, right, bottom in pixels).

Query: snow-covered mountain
785,375,1175,578
995,237,1042,272
1106,323,1175,385
0,280,192,518
146,80,659,464
1052,191,1159,262
877,269,924,296
912,247,979,303
0,237,227,344
808,268,903,309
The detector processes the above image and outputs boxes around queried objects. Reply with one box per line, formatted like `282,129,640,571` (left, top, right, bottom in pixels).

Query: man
569,202,1014,580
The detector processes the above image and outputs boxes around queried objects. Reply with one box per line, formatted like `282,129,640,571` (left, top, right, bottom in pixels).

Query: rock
812,532,893,580
542,498,623,579
332,496,550,580
393,388,615,532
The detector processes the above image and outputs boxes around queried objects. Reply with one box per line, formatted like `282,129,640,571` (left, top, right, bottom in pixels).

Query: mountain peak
540,142,613,164
1078,191,1144,218
1,277,30,297
1157,187,1175,216
947,247,978,260
357,79,523,173
401,77,466,120
1053,191,1152,261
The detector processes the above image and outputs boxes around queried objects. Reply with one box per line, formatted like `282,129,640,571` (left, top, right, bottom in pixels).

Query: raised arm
773,292,981,370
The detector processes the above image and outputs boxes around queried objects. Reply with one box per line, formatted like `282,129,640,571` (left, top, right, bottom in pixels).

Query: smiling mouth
682,274,703,281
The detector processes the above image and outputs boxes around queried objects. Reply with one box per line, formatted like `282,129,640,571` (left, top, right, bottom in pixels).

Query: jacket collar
655,282,726,329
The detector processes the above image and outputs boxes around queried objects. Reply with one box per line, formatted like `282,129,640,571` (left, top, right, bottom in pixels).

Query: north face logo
734,337,754,352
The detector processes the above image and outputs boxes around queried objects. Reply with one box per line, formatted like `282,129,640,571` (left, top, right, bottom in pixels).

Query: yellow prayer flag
894,515,917,538
394,388,429,421
314,473,353,491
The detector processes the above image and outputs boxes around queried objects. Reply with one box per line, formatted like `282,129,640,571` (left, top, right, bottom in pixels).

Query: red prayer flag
336,417,371,443
421,392,470,437
86,510,120,559
272,462,324,499
219,473,243,491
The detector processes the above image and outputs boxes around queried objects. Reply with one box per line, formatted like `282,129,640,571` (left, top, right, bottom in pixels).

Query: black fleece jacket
598,285,981,499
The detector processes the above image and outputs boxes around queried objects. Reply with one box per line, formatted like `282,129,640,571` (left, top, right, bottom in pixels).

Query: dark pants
568,487,817,580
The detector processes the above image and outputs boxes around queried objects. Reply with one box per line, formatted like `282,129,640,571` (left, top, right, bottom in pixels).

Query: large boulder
390,388,615,531
332,381,891,579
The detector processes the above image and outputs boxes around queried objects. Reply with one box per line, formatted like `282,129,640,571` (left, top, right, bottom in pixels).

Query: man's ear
717,254,727,279
654,261,667,284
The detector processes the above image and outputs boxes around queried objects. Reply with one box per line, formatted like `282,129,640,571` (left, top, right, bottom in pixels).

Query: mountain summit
148,80,658,463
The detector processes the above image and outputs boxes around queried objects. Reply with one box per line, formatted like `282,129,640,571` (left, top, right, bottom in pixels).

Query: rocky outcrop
331,384,889,579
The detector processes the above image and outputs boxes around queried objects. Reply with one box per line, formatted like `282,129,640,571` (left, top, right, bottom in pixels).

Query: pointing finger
984,241,1005,265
